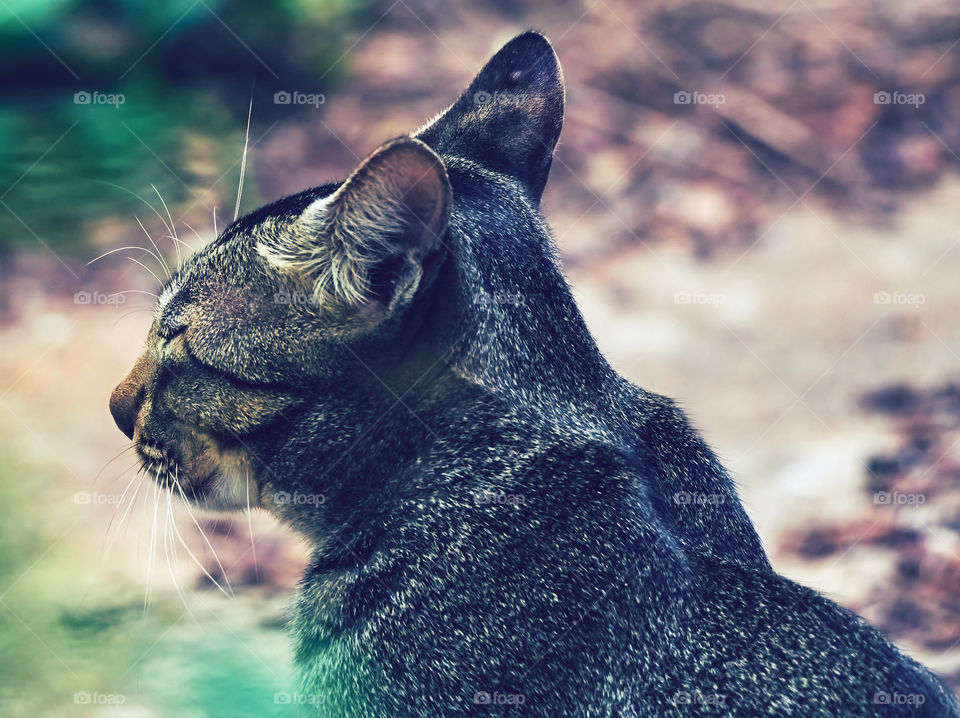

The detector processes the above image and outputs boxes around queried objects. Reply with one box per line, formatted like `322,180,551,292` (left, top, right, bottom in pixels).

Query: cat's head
108,31,564,512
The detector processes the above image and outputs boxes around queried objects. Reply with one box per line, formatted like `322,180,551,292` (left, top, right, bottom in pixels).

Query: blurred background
2,0,960,714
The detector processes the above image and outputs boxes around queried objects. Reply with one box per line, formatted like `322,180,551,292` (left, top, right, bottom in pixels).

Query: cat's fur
109,32,959,716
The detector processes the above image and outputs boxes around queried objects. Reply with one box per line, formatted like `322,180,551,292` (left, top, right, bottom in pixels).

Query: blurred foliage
0,82,240,253
0,0,372,254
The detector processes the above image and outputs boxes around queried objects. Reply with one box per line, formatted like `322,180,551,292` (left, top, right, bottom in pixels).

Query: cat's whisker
97,463,143,563
172,469,234,598
151,186,179,275
167,232,194,251
134,216,172,280
127,256,164,287
110,460,144,510
180,223,207,250
97,181,175,240
169,471,233,600
152,185,179,240
87,244,166,271
245,465,258,583
91,443,137,486
109,289,160,301
113,308,157,329
144,465,162,615
212,206,219,237
100,458,143,534
163,233,182,272
163,233,195,270
235,96,253,221
164,488,198,623
112,469,145,550
97,181,178,275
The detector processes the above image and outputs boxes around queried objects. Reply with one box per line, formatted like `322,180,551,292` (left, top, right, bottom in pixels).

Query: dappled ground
3,0,960,715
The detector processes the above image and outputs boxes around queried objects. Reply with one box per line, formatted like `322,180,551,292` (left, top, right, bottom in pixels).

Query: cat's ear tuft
259,137,450,317
417,31,564,203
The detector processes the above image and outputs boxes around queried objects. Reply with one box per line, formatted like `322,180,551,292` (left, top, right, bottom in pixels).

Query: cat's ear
416,31,564,203
259,136,450,319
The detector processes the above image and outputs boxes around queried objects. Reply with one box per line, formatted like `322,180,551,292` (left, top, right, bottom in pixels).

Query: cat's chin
136,435,258,512
183,463,259,512
179,470,253,511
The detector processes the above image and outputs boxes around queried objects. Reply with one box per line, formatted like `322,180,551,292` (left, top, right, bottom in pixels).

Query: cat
109,31,959,716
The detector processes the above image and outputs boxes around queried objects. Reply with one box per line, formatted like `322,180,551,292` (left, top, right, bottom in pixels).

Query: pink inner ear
340,138,451,252
390,156,449,237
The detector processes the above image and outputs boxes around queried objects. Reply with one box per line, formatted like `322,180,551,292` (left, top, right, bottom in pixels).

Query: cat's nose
110,357,150,440
110,378,143,440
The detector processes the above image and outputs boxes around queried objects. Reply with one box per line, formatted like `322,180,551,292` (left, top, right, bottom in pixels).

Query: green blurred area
0,446,143,716
0,0,369,254
0,446,298,717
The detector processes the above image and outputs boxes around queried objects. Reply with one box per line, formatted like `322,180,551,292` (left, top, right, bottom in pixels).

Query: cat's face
109,138,452,509
108,31,563,513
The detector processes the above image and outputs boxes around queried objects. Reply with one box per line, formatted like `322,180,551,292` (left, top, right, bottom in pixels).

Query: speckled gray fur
124,31,959,717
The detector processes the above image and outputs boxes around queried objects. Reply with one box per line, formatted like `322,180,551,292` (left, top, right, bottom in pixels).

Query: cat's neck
259,362,503,555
